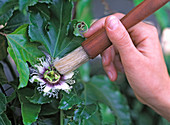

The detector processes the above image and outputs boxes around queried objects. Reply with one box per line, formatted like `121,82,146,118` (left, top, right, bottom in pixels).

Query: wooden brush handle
82,0,169,59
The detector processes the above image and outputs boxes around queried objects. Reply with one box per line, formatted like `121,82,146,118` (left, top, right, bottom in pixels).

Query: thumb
105,15,139,63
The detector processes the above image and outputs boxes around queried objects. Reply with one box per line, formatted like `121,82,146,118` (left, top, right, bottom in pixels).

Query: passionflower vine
74,21,88,37
29,55,75,98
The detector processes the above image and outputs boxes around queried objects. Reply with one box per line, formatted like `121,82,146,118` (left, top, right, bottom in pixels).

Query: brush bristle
54,46,89,74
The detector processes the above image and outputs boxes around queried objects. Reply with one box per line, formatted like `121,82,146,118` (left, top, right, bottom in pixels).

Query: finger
114,54,124,73
105,15,141,66
128,21,158,46
104,61,118,81
84,17,106,38
84,13,125,38
102,46,117,81
102,46,113,66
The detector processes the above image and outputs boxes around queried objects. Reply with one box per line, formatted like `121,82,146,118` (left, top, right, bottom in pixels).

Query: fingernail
107,71,113,80
107,16,118,30
102,55,106,64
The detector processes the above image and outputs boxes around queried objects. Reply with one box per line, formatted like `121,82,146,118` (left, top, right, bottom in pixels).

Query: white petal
41,61,50,69
64,72,74,79
29,75,38,83
54,82,71,90
30,75,45,83
34,65,44,74
43,85,52,92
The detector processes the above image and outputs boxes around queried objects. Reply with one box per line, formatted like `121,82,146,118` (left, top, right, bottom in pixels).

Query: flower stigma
29,55,75,99
43,68,61,84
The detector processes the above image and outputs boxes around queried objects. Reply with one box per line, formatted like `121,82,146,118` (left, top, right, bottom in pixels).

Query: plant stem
0,32,7,37
60,109,64,125
60,92,64,125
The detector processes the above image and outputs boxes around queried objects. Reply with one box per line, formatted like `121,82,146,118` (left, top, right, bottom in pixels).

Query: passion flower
29,55,75,98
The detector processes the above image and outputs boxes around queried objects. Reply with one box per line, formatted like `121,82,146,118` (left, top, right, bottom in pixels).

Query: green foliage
132,0,143,6
0,0,18,25
1,10,29,33
83,76,132,125
26,89,52,104
83,107,102,125
0,64,8,85
76,0,93,27
0,92,11,125
6,24,44,88
73,104,98,124
18,88,41,125
154,5,170,29
100,103,116,124
0,113,11,125
7,91,16,103
79,62,90,82
0,93,7,114
0,35,7,60
59,92,82,110
29,0,83,58
40,100,59,116
1,0,169,125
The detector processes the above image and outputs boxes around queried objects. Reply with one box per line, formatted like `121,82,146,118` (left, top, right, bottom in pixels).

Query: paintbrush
54,0,170,74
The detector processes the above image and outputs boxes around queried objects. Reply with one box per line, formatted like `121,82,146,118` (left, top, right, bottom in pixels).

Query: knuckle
148,25,157,31
145,24,158,35
117,32,131,48
151,26,158,35
113,13,125,19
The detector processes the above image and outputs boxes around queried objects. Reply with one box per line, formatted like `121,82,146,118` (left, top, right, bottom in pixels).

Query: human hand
84,13,170,120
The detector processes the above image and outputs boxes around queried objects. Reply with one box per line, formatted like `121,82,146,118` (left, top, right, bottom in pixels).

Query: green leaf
37,116,59,125
0,93,7,114
0,10,14,26
83,105,102,125
73,104,98,124
0,113,11,125
99,103,116,125
18,88,41,125
0,35,8,60
26,89,52,104
29,0,84,58
132,0,143,6
7,91,16,103
84,75,132,125
76,0,93,27
40,100,59,116
59,92,82,110
159,117,170,125
0,0,18,25
6,24,44,88
2,10,29,34
29,3,50,21
79,62,90,82
136,112,154,125
19,0,38,14
0,63,8,85
154,7,170,29
19,0,51,14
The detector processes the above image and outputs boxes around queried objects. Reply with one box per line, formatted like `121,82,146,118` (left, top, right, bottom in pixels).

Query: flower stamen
44,69,61,84
29,56,75,98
